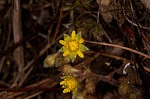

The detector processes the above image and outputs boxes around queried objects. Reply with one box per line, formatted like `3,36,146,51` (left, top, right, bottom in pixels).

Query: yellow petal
79,38,84,43
59,40,67,45
69,52,77,62
63,88,70,93
63,51,70,56
71,31,76,39
77,51,84,58
60,81,66,85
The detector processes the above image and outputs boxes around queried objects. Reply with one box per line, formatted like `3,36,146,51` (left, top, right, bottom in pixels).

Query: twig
75,52,101,69
24,91,43,99
2,78,56,98
143,66,150,72
122,6,150,30
125,16,149,30
94,74,119,86
52,0,64,41
85,40,150,59
0,87,61,92
13,0,24,71
18,66,33,87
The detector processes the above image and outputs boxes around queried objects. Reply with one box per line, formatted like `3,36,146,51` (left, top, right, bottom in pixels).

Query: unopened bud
73,90,86,99
55,55,71,67
85,82,95,94
59,64,80,74
118,77,131,96
43,52,60,68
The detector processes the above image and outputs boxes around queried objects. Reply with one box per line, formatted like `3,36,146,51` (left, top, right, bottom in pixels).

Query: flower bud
85,81,95,94
73,90,86,99
55,55,71,67
118,76,131,97
59,64,81,74
43,52,60,68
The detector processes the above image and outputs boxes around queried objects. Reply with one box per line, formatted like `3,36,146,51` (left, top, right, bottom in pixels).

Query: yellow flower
60,75,78,94
59,31,89,62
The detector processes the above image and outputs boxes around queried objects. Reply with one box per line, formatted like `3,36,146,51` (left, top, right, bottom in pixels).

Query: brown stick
0,87,61,92
52,0,64,41
85,40,150,59
13,0,24,72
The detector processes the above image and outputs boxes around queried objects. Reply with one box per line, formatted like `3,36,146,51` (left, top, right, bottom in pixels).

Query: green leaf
69,52,77,62
79,44,89,51
64,34,71,41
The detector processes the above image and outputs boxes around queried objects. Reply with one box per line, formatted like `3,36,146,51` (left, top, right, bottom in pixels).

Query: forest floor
0,0,150,99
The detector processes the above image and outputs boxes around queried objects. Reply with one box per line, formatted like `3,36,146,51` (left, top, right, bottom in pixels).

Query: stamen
68,41,79,51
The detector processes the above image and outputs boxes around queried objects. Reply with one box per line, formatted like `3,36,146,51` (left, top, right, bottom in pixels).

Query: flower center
67,79,76,90
68,41,78,51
